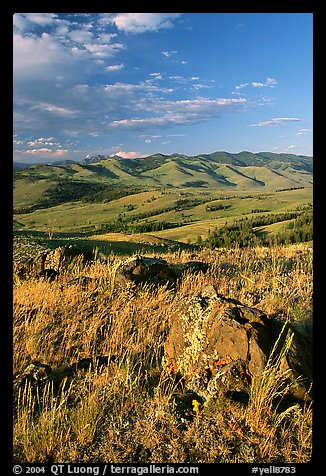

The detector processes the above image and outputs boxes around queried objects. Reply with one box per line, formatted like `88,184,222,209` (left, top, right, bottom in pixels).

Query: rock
206,359,252,396
66,276,97,289
113,256,211,288
38,268,58,281
114,255,177,288
44,245,95,271
22,361,52,382
172,389,205,423
14,245,96,281
164,291,312,401
16,355,114,395
14,255,46,280
178,261,209,275
70,355,114,372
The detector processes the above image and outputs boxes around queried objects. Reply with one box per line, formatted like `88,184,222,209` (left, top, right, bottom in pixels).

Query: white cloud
251,82,265,88
115,150,146,159
235,83,249,90
31,102,77,116
24,148,69,156
149,72,163,80
296,128,313,135
249,117,302,127
16,77,248,137
67,29,93,44
27,139,55,147
13,32,72,76
251,77,277,88
266,77,277,87
13,13,60,31
162,50,178,58
106,63,124,71
84,42,125,57
235,77,278,90
109,97,248,130
101,13,181,33
97,33,118,42
273,145,307,152
13,14,253,143
191,83,213,90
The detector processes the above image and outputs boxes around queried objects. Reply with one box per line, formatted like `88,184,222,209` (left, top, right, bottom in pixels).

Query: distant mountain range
81,154,107,165
81,150,313,170
13,162,33,171
14,150,313,174
14,152,313,209
14,151,313,188
13,151,313,213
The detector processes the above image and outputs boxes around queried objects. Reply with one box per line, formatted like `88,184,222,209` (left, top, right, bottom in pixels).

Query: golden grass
13,244,313,463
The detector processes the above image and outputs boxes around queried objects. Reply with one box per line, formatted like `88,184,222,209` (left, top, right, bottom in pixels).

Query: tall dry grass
13,244,313,463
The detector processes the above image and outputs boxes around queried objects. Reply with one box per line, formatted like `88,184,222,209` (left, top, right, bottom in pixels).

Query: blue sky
13,12,313,163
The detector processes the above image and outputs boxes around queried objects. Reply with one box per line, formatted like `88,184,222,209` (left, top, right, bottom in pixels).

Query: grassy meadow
14,186,312,242
13,153,313,463
13,244,313,463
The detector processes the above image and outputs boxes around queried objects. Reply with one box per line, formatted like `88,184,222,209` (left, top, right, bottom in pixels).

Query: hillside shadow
79,239,193,256
13,230,194,256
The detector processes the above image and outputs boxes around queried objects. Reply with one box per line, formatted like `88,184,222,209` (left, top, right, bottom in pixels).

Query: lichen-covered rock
44,245,95,271
177,261,210,276
164,289,312,401
114,255,178,288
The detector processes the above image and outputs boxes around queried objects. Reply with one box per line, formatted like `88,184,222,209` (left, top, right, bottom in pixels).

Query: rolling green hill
13,151,313,244
14,151,312,210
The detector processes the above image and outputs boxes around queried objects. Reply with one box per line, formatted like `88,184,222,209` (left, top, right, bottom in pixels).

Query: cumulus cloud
106,63,124,71
149,72,163,80
235,77,277,91
115,151,146,159
24,148,69,156
84,42,125,57
251,77,277,88
266,77,277,87
101,13,181,33
273,145,307,152
235,83,249,90
13,13,60,31
31,102,77,116
67,29,93,43
13,15,125,83
27,138,57,147
191,83,214,90
15,56,249,138
109,97,248,130
162,50,178,58
296,128,313,136
14,13,277,159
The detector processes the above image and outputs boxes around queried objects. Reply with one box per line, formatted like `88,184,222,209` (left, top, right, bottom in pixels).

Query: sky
13,12,313,163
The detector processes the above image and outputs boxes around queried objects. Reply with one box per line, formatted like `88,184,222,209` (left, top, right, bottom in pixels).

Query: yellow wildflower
192,399,200,415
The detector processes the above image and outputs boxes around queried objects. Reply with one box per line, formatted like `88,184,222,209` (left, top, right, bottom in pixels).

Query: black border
5,3,320,474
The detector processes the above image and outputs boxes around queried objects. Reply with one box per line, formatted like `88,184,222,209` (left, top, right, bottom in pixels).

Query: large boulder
114,255,178,288
15,356,113,396
164,288,312,401
14,245,96,281
176,261,210,276
43,245,95,271
113,255,211,289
